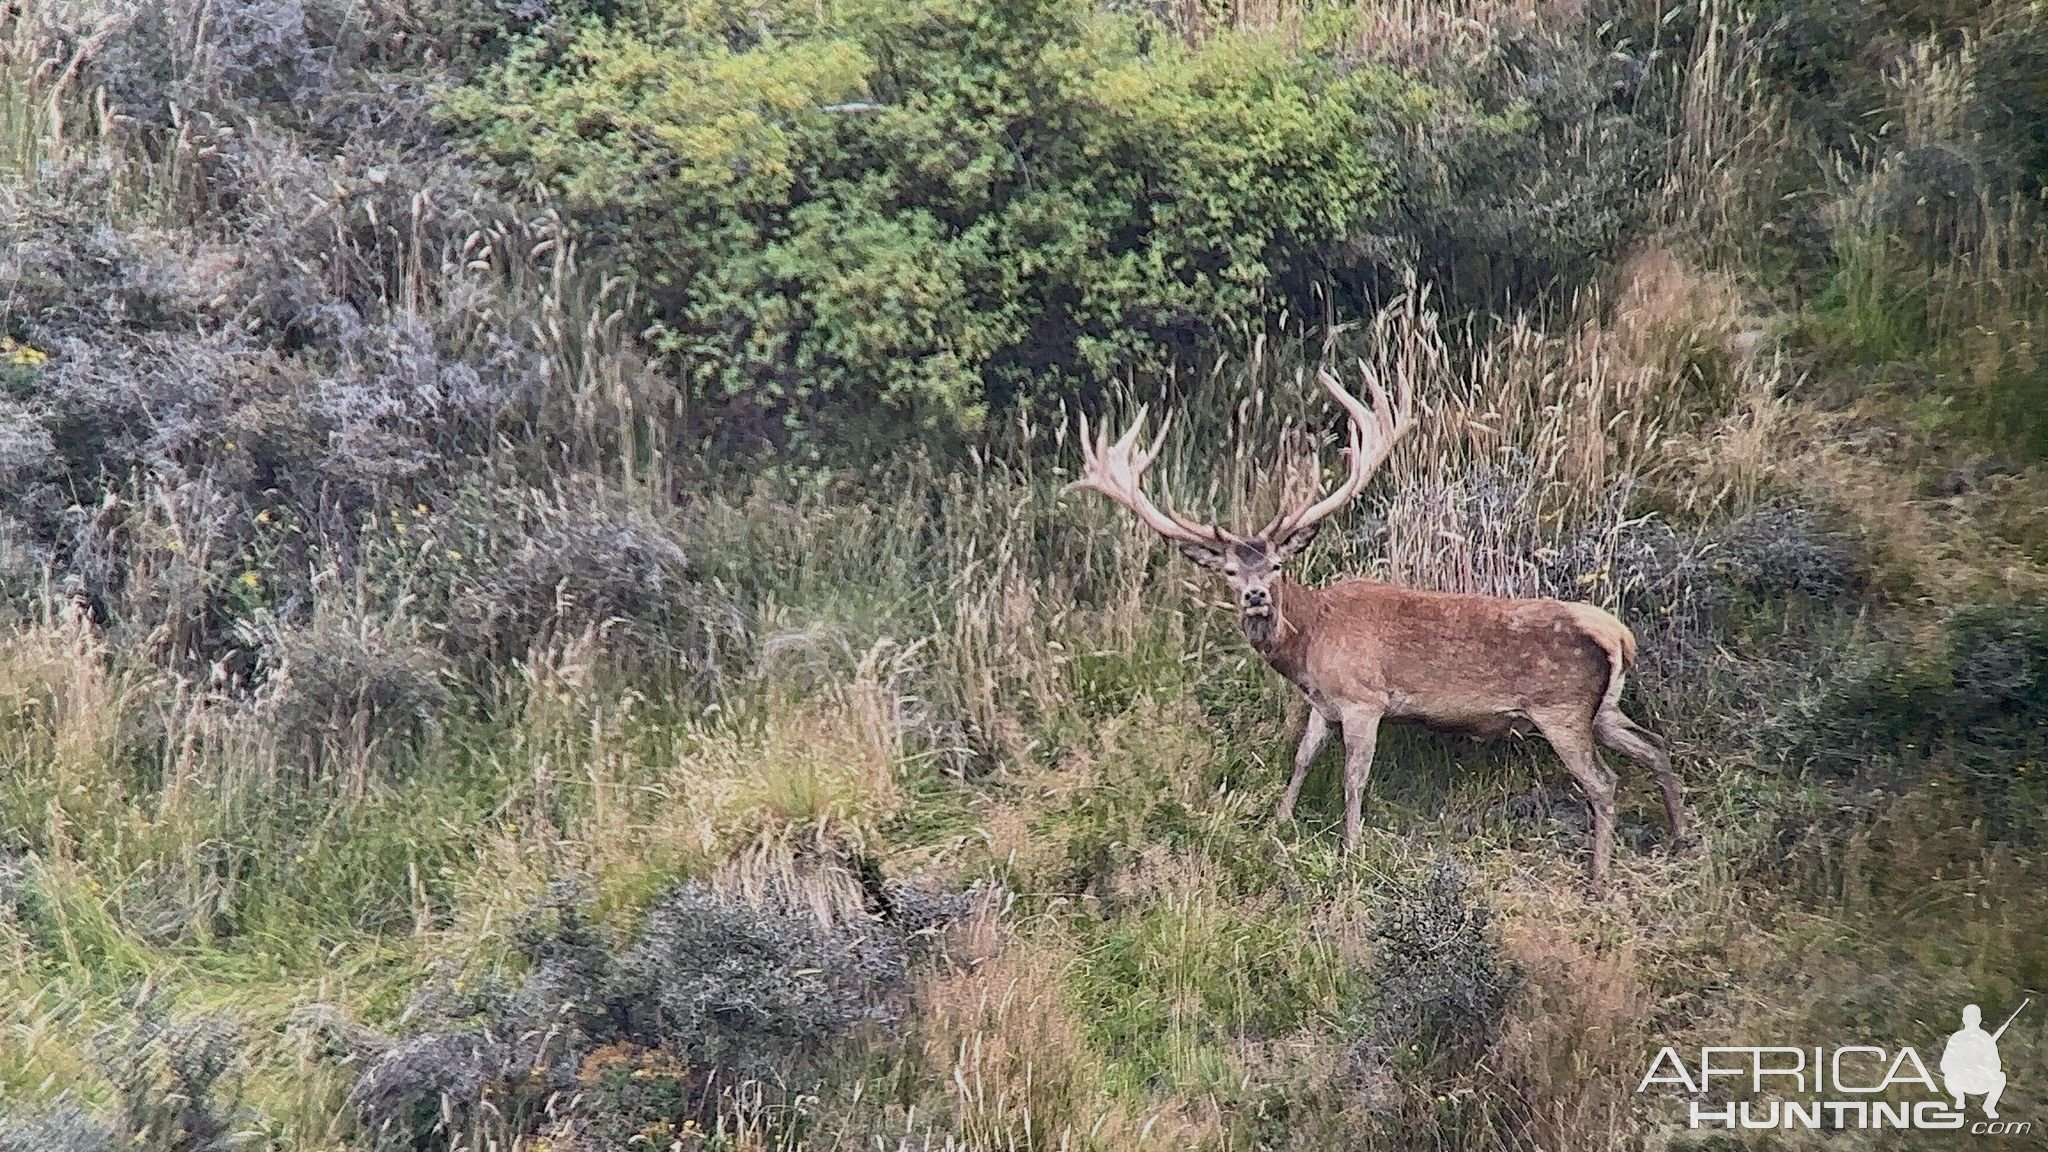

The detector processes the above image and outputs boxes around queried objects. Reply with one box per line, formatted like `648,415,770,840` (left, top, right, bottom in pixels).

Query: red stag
1064,369,1687,892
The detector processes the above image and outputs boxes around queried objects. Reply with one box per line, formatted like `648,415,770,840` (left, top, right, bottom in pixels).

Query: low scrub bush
0,995,251,1152
83,0,339,128
351,878,964,1149
1360,861,1519,1085
1787,604,2048,828
1288,859,1523,1146
97,1002,249,1152
0,1109,114,1152
460,486,717,671
257,614,452,793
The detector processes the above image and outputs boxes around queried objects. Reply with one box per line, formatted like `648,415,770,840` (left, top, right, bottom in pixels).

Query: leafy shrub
446,0,1407,447
1752,0,2047,184
1758,3,2048,330
1350,8,1669,314
1971,7,2048,190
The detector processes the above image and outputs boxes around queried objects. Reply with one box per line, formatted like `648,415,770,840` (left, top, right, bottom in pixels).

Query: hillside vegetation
1,0,2045,1148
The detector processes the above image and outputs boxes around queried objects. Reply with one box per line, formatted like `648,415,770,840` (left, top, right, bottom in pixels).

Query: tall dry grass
910,935,1217,1152
1658,0,1793,266
1816,24,2048,359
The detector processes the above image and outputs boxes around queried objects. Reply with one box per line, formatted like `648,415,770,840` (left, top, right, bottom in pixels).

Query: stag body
1067,371,1687,892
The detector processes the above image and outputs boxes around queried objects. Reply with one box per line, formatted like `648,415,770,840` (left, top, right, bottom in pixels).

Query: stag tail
1562,602,1639,716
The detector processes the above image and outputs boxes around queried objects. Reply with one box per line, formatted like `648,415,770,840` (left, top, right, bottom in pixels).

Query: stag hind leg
1277,707,1337,823
1594,708,1688,845
1532,711,1618,895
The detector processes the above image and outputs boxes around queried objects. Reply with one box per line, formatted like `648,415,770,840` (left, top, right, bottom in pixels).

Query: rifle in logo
1943,999,2029,1120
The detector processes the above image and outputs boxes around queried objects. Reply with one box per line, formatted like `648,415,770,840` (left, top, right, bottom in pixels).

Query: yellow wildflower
255,510,272,524
445,548,464,561
240,571,261,589
1,337,47,366
414,503,429,516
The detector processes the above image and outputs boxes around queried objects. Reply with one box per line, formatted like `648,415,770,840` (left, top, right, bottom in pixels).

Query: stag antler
1065,407,1238,548
1259,364,1415,544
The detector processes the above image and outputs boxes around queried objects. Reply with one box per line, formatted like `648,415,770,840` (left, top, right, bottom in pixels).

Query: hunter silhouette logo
1944,1000,2028,1120
1637,997,2033,1136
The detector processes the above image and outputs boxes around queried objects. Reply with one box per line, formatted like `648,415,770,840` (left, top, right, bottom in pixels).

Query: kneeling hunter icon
1942,1000,2028,1120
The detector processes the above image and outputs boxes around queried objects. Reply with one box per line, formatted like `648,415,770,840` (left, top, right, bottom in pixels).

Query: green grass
0,490,2043,1146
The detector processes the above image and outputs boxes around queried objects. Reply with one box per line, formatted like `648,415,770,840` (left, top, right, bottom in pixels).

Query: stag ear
1173,540,1230,571
1267,521,1323,565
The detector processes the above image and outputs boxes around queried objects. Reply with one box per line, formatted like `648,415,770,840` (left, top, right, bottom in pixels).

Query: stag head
1065,367,1415,641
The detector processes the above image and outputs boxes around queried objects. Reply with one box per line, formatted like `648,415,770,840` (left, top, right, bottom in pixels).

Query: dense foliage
446,0,1414,443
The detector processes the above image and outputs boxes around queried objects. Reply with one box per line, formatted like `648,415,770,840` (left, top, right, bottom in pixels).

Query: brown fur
1258,574,1687,894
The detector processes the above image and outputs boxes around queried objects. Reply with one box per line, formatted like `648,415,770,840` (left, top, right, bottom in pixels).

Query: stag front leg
1337,707,1384,854
1276,707,1336,823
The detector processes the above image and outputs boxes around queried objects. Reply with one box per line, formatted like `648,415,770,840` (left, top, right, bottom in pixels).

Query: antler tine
1260,360,1416,542
1065,405,1236,547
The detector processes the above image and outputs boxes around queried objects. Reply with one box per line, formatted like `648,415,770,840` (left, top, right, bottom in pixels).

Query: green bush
446,0,1408,448
1751,1,2046,172
1789,605,2048,829
1352,9,1667,316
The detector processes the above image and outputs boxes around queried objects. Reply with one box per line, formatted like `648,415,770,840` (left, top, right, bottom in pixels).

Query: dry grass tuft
0,603,122,794
1495,917,1654,1151
1659,0,1793,263
912,934,1217,1151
